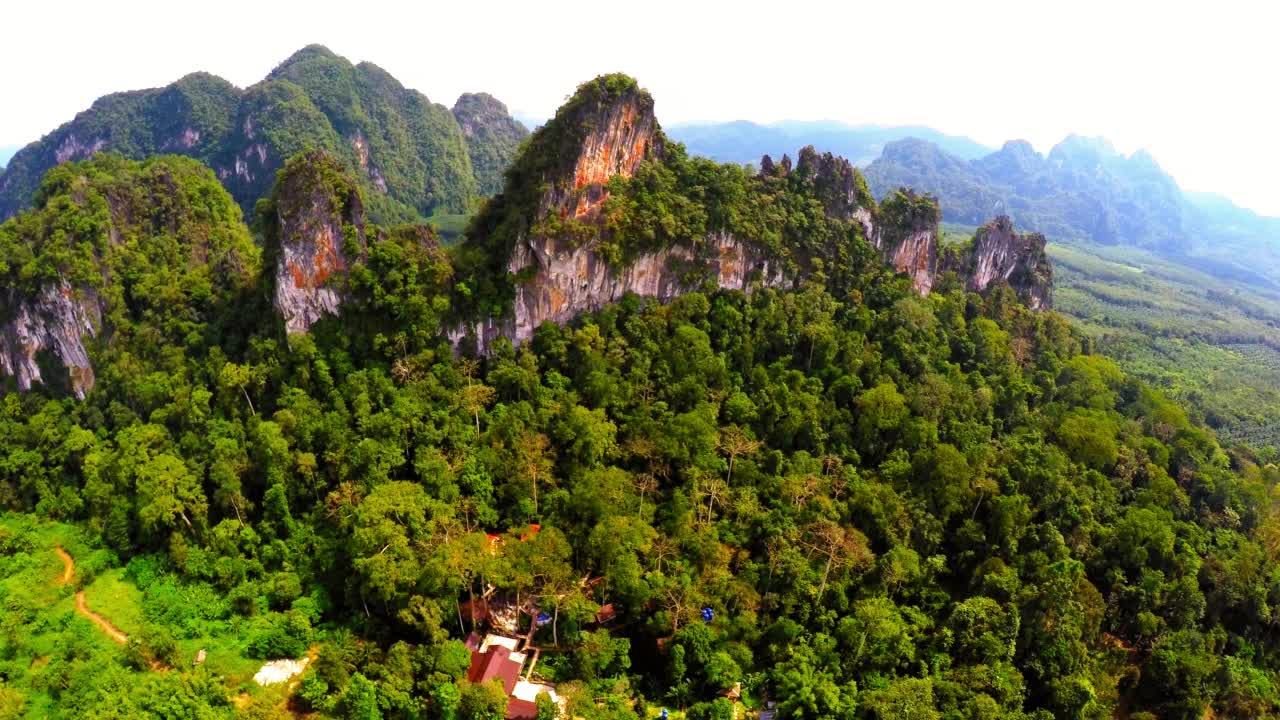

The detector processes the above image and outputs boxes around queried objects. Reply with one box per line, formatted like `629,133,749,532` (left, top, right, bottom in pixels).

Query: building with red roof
466,634,557,720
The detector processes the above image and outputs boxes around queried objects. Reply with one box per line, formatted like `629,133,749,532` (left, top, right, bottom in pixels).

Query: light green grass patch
81,569,146,637
428,212,473,243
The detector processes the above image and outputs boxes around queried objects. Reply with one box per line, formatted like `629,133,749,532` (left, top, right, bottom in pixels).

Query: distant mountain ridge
864,134,1280,284
667,120,993,166
0,45,527,222
452,92,530,196
865,135,1191,250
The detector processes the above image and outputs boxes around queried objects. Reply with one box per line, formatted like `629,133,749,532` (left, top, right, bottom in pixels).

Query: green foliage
0,153,260,405
1046,237,1280,448
452,74,660,317
265,46,477,216
5,118,1280,720
454,115,884,321
865,136,1190,251
452,93,530,197
0,45,517,225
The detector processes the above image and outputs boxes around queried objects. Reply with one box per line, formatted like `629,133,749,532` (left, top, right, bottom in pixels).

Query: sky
2,0,1276,214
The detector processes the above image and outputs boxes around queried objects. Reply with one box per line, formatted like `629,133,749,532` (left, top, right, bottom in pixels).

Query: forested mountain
866,136,1193,252
0,46,525,223
1041,235,1280,443
865,135,1280,449
0,146,17,171
866,135,1280,284
667,120,992,167
452,93,531,196
1,72,1279,720
448,75,1048,351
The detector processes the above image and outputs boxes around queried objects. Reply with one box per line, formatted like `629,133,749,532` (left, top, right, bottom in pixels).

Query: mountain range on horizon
1,45,1278,289
666,119,995,167
667,119,1278,223
662,119,1280,288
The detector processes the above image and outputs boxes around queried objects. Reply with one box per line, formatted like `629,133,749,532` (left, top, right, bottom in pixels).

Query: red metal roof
508,697,539,720
467,645,520,695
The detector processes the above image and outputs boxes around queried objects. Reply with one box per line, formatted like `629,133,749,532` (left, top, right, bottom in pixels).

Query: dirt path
54,546,74,585
75,590,128,644
54,545,129,645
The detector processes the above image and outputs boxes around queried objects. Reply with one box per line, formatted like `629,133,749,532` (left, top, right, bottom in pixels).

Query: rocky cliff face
0,155,259,399
760,147,942,292
453,76,1053,351
0,282,101,398
544,86,663,221
943,215,1053,309
870,189,943,295
454,76,790,350
267,150,367,335
866,133,1192,253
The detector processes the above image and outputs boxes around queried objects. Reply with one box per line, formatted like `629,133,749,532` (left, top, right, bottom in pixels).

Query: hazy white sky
3,0,1276,214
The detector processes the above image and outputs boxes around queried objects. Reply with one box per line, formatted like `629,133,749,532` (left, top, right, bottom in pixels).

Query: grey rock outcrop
870,190,943,295
452,93,531,196
472,232,782,346
0,282,100,398
942,215,1053,309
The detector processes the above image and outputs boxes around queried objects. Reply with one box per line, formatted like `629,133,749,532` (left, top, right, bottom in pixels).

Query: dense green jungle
2,58,1280,720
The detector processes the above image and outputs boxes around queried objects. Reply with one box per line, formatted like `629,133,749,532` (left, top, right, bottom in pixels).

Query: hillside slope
451,75,1049,350
0,46,525,223
867,136,1192,252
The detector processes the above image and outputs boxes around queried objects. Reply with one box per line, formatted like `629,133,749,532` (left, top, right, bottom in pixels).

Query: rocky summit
451,92,531,196
0,154,259,398
449,75,1051,351
266,150,369,335
450,75,785,349
943,215,1054,310
5,12,1280,719
865,133,1192,253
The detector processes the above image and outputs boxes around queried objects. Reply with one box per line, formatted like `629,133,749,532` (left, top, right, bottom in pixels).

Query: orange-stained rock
270,151,367,335
450,79,1050,353
870,189,941,295
545,88,661,222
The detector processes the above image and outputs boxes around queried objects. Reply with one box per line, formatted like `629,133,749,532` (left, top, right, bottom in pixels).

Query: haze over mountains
3,41,1276,289
667,121,1280,288
2,40,1279,307
666,121,993,167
